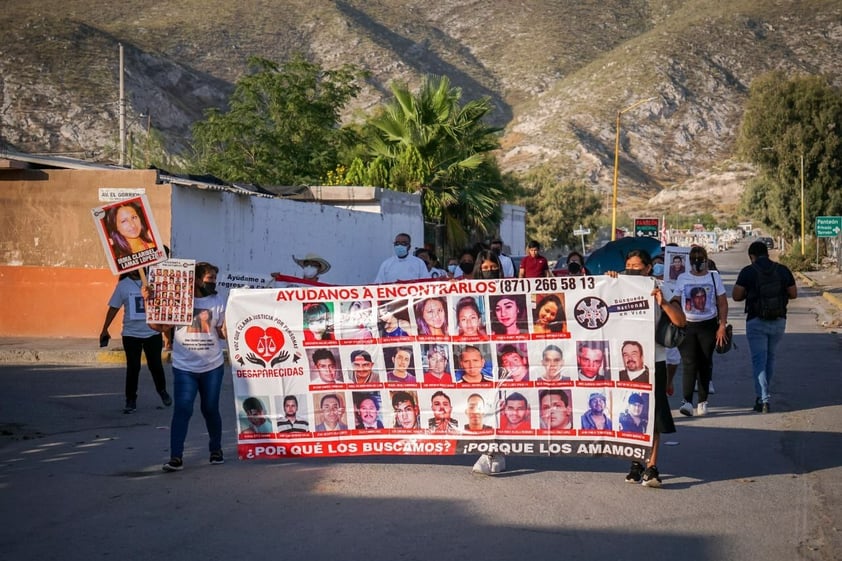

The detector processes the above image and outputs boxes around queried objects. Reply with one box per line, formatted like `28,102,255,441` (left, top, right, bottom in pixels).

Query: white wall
499,203,527,255
171,186,424,286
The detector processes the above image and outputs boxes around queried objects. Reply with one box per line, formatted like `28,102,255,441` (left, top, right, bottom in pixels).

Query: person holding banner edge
468,252,508,475
608,249,684,487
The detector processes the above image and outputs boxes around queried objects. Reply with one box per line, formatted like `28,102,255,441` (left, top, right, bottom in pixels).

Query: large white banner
225,276,657,462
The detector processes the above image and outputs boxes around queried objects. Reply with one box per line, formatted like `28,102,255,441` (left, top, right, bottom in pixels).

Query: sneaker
209,450,225,465
159,390,172,407
123,399,137,414
761,402,770,414
472,453,492,476
162,457,183,472
625,461,644,483
753,398,763,413
641,465,662,488
679,401,694,417
708,381,716,394
697,401,708,416
490,454,506,474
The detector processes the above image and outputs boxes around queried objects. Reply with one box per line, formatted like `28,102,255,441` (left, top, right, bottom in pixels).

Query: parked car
758,236,775,250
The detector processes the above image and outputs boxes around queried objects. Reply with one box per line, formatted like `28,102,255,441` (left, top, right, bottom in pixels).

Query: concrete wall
0,168,171,337
499,203,527,255
0,162,501,337
170,185,424,286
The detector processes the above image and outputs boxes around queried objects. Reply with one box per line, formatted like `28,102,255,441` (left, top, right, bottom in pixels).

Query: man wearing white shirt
374,233,430,284
490,239,515,278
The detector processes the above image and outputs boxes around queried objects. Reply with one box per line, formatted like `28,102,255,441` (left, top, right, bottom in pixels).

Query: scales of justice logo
234,316,302,368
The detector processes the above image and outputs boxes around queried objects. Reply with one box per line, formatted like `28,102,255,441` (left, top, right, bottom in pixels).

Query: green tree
128,126,186,172
347,75,511,250
189,55,363,185
736,72,842,240
517,166,602,250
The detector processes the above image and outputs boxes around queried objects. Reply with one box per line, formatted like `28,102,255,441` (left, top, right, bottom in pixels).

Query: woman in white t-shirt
100,269,171,414
674,246,728,417
148,262,227,472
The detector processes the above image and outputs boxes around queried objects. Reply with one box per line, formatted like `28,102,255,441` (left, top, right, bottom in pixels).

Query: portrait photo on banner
377,299,415,338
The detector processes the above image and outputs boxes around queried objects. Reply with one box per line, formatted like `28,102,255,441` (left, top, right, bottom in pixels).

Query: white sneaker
708,381,716,394
490,454,506,474
472,454,492,476
697,401,708,416
679,401,694,417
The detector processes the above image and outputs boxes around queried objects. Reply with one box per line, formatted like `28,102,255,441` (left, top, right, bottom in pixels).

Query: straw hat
292,253,331,275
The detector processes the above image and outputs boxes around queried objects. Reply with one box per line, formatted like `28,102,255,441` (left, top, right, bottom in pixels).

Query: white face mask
302,265,319,279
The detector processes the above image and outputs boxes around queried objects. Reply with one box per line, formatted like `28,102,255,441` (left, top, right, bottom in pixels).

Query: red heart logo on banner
244,326,285,360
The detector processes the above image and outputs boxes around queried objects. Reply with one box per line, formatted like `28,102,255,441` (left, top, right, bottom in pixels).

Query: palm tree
353,75,511,250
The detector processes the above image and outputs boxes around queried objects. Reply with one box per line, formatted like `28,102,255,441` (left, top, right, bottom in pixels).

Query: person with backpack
732,241,797,413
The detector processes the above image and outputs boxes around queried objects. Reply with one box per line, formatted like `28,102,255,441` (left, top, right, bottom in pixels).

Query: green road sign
815,216,842,237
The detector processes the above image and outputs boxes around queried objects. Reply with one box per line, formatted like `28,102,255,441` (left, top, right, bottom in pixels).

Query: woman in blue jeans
148,261,227,472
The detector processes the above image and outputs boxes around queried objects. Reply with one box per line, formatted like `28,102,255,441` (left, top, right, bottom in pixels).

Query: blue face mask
447,264,458,274
394,244,409,258
653,263,665,277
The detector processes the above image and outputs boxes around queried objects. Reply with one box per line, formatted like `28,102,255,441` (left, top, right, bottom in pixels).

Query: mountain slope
1,0,840,216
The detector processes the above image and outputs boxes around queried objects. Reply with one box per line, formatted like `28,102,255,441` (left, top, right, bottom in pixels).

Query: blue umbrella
585,237,662,274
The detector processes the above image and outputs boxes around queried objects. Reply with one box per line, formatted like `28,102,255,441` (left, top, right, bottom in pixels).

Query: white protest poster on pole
91,194,167,275
663,246,691,288
215,271,276,302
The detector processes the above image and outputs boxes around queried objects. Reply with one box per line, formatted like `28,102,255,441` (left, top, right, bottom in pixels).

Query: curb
0,348,134,365
795,271,817,287
0,349,232,366
823,291,842,312
796,272,842,312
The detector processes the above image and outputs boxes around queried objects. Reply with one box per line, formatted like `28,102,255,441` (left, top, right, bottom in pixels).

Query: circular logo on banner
573,296,609,330
233,315,301,368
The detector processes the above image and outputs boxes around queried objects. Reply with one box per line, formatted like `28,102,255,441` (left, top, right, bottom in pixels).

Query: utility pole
611,97,656,241
800,153,805,255
119,43,125,166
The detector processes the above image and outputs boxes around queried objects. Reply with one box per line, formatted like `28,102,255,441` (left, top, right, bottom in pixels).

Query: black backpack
753,263,785,320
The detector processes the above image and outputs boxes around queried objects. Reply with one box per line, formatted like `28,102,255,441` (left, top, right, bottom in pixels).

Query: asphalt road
1,241,841,561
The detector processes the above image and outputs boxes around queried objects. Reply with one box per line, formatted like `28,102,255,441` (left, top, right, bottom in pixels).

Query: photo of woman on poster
303,302,335,341
532,294,567,334
105,200,156,261
415,297,449,336
490,294,528,335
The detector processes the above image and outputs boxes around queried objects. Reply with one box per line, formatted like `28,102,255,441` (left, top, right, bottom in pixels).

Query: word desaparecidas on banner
225,275,657,462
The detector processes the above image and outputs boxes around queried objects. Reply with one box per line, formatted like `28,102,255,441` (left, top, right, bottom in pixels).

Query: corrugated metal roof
0,149,122,170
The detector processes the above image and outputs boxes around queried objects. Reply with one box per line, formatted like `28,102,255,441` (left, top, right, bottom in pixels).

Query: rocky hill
2,0,841,217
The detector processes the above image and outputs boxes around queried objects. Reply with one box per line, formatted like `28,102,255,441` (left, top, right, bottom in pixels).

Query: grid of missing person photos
232,278,656,450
